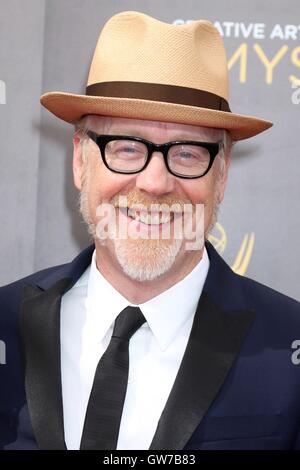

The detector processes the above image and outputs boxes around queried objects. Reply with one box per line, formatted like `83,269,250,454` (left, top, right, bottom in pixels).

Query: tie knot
112,306,146,341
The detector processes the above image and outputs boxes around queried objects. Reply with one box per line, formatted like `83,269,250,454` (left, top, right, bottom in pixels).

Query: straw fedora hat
40,11,273,141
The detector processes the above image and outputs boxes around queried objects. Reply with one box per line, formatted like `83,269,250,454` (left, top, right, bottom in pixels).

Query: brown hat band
86,81,231,112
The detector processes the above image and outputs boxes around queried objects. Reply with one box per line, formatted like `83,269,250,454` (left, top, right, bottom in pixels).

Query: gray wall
0,0,299,301
0,0,45,279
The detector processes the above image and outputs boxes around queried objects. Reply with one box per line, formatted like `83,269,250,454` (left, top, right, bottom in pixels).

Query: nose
135,151,175,195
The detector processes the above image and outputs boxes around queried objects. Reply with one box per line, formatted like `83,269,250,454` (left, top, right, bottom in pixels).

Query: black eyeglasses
86,131,221,179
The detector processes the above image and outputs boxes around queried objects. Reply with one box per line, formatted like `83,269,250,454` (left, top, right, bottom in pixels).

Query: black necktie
80,306,146,450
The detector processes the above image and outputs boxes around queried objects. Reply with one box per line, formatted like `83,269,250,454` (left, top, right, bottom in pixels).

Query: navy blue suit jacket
1,241,300,450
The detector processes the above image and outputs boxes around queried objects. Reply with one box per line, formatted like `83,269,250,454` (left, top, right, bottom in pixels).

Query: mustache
110,190,193,212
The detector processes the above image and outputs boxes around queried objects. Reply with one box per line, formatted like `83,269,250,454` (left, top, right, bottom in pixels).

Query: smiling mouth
118,207,175,225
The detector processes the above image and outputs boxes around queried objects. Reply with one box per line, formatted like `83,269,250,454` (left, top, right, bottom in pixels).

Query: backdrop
0,0,299,301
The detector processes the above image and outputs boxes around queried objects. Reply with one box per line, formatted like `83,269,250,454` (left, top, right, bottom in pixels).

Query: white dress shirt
61,247,209,450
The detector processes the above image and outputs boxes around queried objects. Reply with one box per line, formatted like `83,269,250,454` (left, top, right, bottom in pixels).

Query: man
1,11,300,450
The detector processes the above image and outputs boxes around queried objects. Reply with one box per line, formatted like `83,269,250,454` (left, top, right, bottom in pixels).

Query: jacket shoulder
0,263,69,321
239,273,299,307
238,272,300,326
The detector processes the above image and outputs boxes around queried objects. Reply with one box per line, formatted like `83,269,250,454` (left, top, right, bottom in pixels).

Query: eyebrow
89,128,220,142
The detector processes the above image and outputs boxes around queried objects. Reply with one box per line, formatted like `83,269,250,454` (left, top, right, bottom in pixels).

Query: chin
112,236,183,282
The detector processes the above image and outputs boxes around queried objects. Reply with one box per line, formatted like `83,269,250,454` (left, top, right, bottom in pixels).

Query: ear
216,152,231,204
73,132,85,190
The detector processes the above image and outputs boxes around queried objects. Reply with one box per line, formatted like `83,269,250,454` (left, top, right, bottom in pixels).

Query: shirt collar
86,248,210,351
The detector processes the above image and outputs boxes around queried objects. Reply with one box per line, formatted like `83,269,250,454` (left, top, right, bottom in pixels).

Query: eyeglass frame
86,130,222,179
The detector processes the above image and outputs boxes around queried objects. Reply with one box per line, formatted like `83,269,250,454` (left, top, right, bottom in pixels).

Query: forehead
82,115,224,141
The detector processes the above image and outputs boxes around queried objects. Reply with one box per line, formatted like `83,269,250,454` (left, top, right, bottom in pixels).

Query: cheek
87,161,135,206
179,177,219,232
179,176,217,206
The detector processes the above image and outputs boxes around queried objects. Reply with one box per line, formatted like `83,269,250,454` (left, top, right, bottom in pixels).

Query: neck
94,241,204,304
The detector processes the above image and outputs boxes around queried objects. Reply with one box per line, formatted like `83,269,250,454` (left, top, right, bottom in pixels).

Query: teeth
127,208,172,225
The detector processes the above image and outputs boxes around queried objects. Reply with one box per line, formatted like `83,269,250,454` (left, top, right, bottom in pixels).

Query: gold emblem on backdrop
208,223,255,276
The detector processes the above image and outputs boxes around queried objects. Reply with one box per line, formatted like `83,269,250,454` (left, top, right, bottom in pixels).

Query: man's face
73,116,230,282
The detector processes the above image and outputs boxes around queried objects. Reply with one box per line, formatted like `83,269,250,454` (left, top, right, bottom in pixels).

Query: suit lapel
150,242,256,450
20,279,72,449
19,244,95,450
